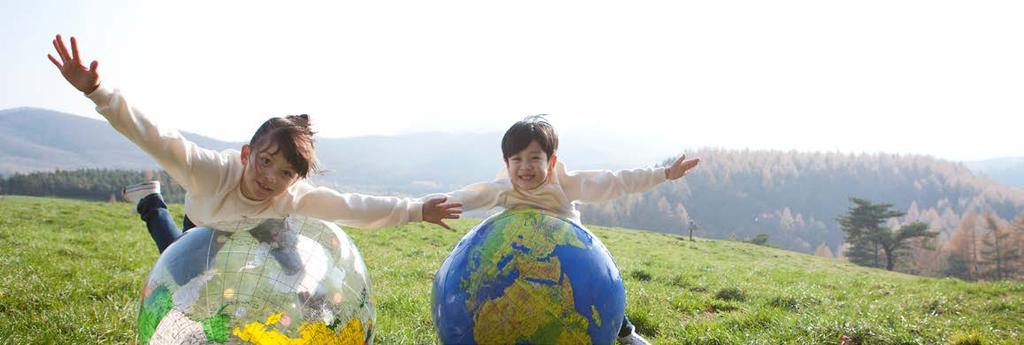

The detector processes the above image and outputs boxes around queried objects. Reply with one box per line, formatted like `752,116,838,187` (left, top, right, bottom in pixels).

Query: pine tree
837,197,938,271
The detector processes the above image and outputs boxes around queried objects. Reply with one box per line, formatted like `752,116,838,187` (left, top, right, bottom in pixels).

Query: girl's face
240,144,300,201
505,140,556,191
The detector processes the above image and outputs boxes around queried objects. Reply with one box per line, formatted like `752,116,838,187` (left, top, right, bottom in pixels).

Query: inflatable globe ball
137,216,375,344
432,209,626,344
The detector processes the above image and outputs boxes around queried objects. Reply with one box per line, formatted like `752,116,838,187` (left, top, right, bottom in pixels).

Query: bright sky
2,0,1022,162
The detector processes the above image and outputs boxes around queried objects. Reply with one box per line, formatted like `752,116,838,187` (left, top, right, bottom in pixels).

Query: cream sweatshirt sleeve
290,183,424,229
560,163,668,204
429,180,508,213
86,86,225,194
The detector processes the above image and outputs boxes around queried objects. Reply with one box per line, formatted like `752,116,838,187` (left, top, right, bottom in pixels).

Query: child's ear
240,144,251,165
548,153,558,170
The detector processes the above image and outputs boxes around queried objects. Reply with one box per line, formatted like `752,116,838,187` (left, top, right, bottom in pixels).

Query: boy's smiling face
240,144,300,201
505,140,557,191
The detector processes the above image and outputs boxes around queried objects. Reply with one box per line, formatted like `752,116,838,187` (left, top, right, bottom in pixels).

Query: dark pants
619,315,635,337
138,194,209,285
137,194,194,253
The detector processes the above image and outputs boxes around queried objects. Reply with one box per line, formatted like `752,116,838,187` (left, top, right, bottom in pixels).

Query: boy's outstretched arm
422,197,463,230
565,153,701,203
48,34,100,94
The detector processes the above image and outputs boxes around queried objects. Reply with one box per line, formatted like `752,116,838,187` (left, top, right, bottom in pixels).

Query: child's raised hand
665,154,700,180
48,34,100,94
422,197,463,230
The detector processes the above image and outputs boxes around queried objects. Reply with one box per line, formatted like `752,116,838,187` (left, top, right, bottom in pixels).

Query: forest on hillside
577,149,1024,280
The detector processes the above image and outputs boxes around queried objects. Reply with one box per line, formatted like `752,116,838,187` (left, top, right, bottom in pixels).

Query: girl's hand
423,197,463,230
48,34,101,94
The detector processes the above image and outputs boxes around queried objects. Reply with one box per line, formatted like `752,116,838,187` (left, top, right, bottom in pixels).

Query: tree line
0,169,185,203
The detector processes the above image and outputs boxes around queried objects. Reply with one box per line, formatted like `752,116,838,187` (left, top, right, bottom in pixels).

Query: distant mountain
0,107,239,174
965,157,1024,188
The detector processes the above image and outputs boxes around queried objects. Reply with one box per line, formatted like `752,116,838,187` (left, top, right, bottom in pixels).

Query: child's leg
617,315,650,345
618,315,635,338
127,182,215,285
134,193,209,286
135,193,215,285
136,193,183,254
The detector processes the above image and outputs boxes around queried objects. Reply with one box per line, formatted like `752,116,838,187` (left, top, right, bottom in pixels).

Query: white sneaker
618,331,651,345
123,181,161,205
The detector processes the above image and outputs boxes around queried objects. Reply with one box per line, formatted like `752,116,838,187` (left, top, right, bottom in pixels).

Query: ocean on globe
432,209,626,345
137,216,375,345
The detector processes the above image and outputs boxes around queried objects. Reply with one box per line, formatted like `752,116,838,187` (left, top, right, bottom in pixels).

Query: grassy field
0,195,1021,344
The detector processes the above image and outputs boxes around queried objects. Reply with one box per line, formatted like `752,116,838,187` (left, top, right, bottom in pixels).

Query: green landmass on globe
138,285,232,344
461,210,599,344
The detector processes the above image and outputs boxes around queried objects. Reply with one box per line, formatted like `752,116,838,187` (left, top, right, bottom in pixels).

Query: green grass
1,195,1022,344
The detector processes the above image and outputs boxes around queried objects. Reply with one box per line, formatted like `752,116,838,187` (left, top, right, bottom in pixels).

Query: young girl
48,34,463,256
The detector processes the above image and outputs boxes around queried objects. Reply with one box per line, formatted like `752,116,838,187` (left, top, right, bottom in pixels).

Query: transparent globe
138,216,375,344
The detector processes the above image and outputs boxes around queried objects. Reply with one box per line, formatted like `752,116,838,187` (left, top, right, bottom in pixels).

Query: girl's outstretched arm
49,33,221,194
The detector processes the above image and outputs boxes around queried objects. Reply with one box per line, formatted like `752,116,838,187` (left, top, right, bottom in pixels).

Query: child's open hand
422,197,463,230
48,34,100,94
665,154,701,180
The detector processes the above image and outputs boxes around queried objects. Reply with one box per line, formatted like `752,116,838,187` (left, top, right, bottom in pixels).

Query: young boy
47,34,463,257
432,115,700,345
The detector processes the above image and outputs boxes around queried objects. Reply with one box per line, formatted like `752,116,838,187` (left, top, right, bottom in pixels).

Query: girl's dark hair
501,114,558,161
248,114,322,178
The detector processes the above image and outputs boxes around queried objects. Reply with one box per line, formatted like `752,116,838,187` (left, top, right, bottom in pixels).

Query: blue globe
432,209,626,345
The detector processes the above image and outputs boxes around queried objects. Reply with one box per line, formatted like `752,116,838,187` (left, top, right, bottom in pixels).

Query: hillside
0,196,1020,344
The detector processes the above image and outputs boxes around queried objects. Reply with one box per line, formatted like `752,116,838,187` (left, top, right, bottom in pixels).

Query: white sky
2,0,1022,162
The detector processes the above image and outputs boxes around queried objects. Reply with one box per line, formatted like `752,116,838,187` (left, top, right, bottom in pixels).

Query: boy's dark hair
248,114,322,178
501,114,558,161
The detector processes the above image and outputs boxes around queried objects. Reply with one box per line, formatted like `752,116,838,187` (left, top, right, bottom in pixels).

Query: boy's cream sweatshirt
87,86,422,229
438,161,668,223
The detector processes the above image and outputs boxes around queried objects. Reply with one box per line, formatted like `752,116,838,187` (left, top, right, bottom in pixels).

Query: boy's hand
665,154,701,180
48,34,101,94
423,197,463,230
